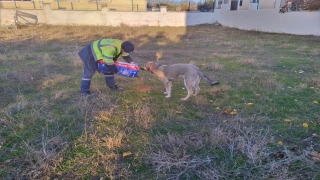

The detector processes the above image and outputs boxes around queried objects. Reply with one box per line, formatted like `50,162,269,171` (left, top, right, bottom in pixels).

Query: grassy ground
0,24,319,179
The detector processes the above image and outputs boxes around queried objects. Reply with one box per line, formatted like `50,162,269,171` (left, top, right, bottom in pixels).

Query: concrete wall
0,0,147,11
215,9,320,36
0,6,216,27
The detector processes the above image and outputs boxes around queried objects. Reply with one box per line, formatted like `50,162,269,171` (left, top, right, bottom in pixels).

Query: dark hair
121,41,134,53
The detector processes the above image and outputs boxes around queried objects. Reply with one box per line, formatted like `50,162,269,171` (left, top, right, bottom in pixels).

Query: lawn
0,25,319,179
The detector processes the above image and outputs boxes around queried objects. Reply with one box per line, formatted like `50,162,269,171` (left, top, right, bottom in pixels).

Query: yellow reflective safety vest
90,39,130,65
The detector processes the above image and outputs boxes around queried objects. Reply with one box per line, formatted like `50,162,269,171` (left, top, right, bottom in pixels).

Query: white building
216,0,285,11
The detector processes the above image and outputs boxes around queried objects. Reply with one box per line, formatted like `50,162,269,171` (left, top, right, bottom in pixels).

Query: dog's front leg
163,80,171,98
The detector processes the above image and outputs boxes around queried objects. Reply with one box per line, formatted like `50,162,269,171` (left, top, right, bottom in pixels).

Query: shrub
280,0,320,13
197,0,215,12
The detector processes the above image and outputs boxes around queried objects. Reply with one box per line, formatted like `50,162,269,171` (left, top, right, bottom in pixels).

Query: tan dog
140,62,219,101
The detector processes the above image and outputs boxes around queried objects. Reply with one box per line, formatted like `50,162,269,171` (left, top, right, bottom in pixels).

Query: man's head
121,41,134,53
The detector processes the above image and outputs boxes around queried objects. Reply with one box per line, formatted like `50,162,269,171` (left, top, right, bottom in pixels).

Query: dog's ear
156,51,162,62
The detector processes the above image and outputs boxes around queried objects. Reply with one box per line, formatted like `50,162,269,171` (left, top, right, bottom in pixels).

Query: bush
197,0,215,12
279,0,320,13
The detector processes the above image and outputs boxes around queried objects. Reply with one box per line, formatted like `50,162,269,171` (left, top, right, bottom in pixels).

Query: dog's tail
198,70,219,86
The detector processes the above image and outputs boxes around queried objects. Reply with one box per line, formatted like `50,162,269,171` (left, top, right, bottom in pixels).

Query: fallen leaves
123,151,133,157
310,151,320,162
174,110,182,114
222,109,238,115
230,109,237,115
302,123,308,128
277,141,283,146
313,100,319,104
284,119,292,122
310,151,319,157
166,104,182,114
247,102,254,106
302,133,319,142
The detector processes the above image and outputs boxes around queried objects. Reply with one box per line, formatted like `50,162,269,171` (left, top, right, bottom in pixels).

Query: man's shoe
80,91,96,97
110,85,124,92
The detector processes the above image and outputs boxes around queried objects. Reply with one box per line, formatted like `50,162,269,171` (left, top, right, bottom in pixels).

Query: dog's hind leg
181,79,193,101
193,77,201,96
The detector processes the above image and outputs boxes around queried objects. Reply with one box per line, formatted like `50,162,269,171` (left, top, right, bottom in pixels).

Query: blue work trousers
78,44,116,92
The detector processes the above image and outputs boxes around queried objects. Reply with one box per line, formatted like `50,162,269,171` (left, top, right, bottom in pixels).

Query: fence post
96,0,98,10
71,2,73,10
137,4,138,11
132,0,133,11
33,1,36,9
58,0,60,9
14,0,17,9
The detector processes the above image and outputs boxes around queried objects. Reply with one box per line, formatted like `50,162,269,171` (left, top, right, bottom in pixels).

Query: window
240,0,242,6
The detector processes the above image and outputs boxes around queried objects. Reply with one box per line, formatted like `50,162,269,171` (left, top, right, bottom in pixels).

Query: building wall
259,0,276,9
239,0,249,10
215,9,320,36
0,0,147,11
238,0,281,10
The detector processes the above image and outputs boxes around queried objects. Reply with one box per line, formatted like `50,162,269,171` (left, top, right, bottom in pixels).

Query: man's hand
97,60,109,73
98,59,104,64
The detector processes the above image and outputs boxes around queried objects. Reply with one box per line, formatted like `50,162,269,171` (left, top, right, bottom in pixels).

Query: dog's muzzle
139,66,148,70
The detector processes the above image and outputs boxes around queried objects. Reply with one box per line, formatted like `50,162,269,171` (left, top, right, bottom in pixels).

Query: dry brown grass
260,77,284,90
204,61,224,71
207,85,231,95
146,116,272,179
236,57,261,67
310,48,320,56
309,76,320,88
192,94,210,105
211,52,240,59
133,105,153,129
102,131,126,149
40,74,69,89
